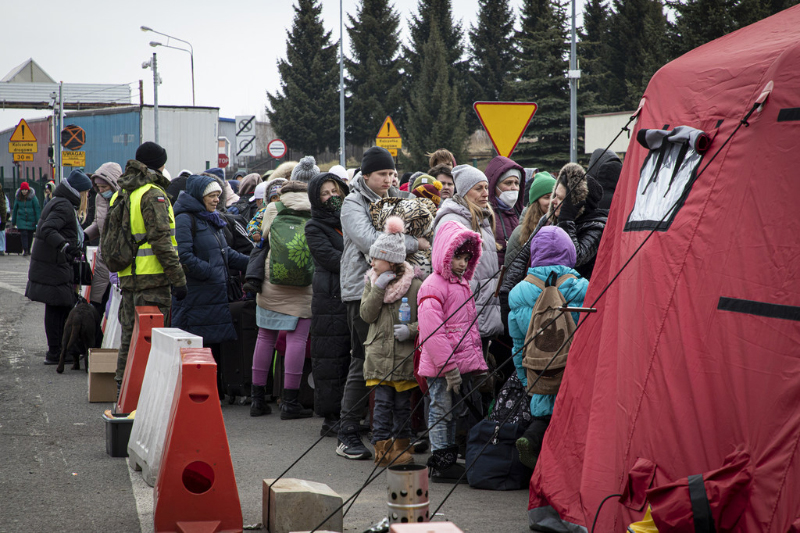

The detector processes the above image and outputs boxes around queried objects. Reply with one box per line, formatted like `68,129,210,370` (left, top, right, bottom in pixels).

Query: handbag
226,274,243,302
465,420,532,490
73,254,93,285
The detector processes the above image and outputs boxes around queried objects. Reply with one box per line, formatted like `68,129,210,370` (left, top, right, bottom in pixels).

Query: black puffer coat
26,182,82,307
305,173,350,418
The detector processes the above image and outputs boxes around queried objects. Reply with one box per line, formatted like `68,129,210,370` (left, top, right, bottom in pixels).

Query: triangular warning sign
9,119,36,142
376,116,401,139
473,102,537,157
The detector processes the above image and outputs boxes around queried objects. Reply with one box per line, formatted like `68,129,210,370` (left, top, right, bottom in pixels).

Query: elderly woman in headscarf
83,162,123,317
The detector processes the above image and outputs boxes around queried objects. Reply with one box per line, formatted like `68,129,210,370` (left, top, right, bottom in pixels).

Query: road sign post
473,102,538,157
235,115,256,157
375,116,401,156
8,119,38,154
267,139,287,159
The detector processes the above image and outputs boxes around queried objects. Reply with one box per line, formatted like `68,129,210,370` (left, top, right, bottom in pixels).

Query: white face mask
498,190,519,206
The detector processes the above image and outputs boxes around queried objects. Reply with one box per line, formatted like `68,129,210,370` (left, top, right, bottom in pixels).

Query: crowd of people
13,140,623,485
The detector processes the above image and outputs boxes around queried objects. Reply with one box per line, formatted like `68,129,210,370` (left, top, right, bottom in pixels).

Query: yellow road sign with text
9,141,38,153
10,119,37,142
376,116,401,139
473,102,538,157
376,137,402,150
62,151,86,167
13,153,34,162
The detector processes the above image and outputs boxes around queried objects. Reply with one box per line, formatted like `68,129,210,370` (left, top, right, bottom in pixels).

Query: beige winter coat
256,182,313,318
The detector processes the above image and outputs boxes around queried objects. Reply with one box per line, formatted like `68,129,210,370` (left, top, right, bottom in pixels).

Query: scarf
196,209,227,229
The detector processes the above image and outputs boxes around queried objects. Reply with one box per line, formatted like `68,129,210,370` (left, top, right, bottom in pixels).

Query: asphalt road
0,253,531,533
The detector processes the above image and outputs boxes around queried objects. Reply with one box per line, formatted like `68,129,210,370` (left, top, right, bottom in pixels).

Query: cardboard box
88,349,119,403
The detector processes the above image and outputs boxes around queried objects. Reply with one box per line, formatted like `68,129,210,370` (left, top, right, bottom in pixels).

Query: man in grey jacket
336,147,429,460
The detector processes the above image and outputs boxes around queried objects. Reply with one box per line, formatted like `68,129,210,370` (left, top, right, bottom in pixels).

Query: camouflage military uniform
115,160,186,382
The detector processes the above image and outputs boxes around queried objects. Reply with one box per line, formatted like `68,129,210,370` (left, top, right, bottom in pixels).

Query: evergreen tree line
268,0,795,170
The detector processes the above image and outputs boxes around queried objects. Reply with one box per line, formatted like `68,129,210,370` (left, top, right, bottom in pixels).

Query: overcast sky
2,0,555,133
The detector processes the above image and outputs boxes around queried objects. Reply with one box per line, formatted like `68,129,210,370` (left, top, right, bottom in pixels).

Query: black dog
57,298,101,374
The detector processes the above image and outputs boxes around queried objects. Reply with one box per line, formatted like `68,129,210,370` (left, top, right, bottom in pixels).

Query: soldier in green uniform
115,142,188,387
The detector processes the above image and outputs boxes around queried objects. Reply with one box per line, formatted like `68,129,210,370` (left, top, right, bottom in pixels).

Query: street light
142,54,161,143
141,26,195,107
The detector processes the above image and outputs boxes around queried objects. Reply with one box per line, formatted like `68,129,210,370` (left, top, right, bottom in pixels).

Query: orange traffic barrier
154,348,242,533
116,306,163,413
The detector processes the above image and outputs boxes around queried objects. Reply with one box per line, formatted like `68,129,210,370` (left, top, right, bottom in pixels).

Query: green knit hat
528,172,556,204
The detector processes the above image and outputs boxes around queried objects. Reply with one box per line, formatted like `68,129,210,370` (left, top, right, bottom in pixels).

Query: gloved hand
172,284,188,301
108,272,119,286
444,368,462,395
558,190,584,221
374,270,396,290
60,242,81,261
393,324,411,342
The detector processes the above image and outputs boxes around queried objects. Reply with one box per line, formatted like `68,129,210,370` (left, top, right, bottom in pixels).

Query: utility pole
152,53,159,144
339,0,345,166
57,82,64,183
568,0,580,163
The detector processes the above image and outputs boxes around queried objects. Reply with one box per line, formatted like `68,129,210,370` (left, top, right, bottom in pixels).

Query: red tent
529,6,800,532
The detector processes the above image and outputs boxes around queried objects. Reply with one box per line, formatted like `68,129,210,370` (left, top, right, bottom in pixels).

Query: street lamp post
141,26,195,106
142,54,160,143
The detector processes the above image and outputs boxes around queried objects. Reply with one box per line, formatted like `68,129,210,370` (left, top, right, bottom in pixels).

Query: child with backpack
417,220,487,483
507,225,589,469
361,216,425,466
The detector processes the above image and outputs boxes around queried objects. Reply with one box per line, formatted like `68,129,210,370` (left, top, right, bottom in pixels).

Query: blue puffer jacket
171,176,249,344
508,264,588,416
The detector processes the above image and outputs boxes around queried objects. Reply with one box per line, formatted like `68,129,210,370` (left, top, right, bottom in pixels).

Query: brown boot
374,439,392,466
390,438,415,465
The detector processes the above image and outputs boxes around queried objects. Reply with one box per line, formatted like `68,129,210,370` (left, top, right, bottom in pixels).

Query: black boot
321,414,340,437
427,446,467,484
250,384,272,416
280,388,312,420
515,415,551,470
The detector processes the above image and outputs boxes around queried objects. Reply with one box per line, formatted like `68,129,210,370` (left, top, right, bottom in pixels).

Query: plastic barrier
389,523,463,532
101,285,122,349
128,328,203,487
154,348,242,533
116,306,163,414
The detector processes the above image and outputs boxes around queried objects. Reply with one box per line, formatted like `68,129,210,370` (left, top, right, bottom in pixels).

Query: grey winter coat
433,197,503,338
340,173,418,302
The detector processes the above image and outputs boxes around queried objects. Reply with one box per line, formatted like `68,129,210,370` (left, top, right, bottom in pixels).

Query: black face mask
323,195,343,212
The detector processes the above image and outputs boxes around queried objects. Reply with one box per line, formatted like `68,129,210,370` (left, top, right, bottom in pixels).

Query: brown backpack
521,271,577,395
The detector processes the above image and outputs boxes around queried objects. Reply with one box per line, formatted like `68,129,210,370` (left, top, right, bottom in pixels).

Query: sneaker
336,427,372,460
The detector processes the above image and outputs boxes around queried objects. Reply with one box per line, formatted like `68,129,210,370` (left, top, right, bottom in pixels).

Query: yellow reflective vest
111,183,177,278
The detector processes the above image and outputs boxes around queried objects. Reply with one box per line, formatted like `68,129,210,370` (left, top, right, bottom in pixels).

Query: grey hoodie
340,172,418,302
84,162,123,242
433,197,503,338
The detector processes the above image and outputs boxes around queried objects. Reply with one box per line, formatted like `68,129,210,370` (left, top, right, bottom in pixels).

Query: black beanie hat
135,141,168,170
361,146,395,175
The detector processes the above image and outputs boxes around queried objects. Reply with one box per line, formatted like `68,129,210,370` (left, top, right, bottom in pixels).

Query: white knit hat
203,181,222,197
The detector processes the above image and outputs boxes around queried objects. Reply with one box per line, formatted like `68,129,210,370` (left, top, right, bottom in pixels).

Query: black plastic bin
103,411,133,457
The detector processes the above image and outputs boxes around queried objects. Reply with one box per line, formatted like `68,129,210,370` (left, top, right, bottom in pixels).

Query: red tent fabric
529,6,800,532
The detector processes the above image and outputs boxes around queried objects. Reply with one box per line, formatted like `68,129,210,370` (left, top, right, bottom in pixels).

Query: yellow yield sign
473,102,538,157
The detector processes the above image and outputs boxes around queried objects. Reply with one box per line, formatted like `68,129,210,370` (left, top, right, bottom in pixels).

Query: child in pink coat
417,220,488,483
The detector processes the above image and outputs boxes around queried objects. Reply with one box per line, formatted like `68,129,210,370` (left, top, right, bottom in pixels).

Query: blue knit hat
66,169,93,192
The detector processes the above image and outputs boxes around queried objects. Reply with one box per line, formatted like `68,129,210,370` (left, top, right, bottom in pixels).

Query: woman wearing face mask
83,162,123,317
484,156,525,266
298,172,351,434
26,170,93,364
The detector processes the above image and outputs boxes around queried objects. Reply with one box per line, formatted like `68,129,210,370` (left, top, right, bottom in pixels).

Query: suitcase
219,299,270,402
5,228,22,255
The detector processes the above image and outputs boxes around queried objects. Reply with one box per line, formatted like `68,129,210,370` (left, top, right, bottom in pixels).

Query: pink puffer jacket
417,220,488,377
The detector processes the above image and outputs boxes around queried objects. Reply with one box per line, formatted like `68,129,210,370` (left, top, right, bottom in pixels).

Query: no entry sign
267,139,287,159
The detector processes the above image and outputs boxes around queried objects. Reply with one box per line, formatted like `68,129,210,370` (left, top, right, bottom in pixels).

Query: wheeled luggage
219,299,266,402
5,228,22,255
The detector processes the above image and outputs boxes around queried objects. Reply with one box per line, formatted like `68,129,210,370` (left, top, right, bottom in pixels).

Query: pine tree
468,0,517,109
579,0,613,106
403,21,469,171
668,0,738,55
344,0,403,147
266,0,339,155
605,0,670,110
510,0,571,169
402,0,470,130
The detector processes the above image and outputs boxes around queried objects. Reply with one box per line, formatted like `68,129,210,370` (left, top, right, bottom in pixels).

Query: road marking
128,461,154,533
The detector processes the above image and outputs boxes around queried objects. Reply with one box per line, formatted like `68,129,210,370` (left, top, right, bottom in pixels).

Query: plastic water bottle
399,297,411,324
